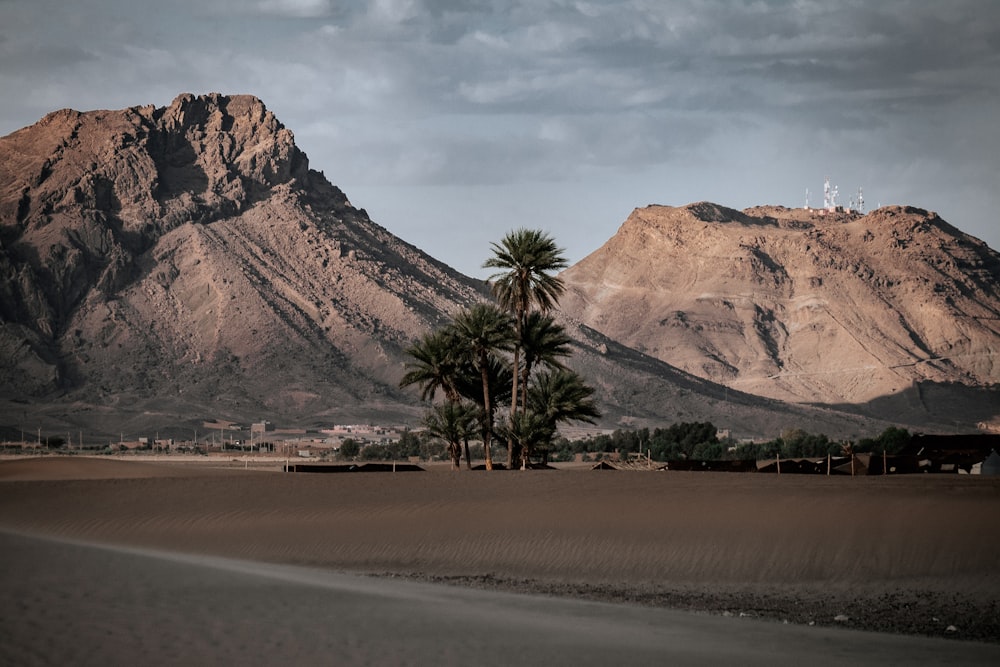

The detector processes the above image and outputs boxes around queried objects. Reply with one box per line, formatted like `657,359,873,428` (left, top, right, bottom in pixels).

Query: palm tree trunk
520,362,531,412
481,361,494,471
507,345,520,468
508,310,528,468
449,392,472,470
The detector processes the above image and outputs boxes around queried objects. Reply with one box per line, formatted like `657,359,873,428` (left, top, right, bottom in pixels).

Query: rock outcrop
559,203,1000,428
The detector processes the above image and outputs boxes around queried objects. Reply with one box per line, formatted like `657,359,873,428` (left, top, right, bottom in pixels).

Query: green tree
339,438,360,459
484,229,568,467
419,437,447,461
399,328,462,403
519,312,573,407
525,368,601,467
400,230,599,472
397,431,423,458
500,410,554,469
450,353,514,468
692,440,725,460
878,426,911,454
503,312,573,464
451,303,515,470
856,426,911,454
423,401,478,470
484,228,569,322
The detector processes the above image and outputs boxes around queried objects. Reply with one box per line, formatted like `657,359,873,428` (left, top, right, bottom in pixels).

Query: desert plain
1,456,999,665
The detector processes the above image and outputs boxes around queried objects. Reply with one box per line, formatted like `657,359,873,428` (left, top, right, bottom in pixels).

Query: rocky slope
559,203,1000,429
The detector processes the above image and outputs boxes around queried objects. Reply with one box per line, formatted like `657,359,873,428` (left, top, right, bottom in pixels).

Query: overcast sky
2,0,998,276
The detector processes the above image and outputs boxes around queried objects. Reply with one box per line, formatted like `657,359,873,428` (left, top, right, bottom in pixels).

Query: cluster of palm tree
400,229,600,470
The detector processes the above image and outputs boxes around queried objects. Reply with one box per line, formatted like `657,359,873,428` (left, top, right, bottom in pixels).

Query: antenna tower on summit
823,177,838,208
810,177,864,213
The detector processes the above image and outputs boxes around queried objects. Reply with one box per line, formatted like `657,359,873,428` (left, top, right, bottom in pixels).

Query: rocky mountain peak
0,94,480,425
0,94,323,343
152,93,309,204
3,93,310,237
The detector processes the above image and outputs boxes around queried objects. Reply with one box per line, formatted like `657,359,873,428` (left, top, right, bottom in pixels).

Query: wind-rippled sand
1,456,998,665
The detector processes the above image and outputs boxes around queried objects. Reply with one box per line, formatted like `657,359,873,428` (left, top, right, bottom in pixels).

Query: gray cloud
255,0,334,18
1,0,998,275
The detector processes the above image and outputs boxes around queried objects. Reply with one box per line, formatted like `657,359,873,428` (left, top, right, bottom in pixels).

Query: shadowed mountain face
0,93,485,432
0,94,993,440
559,203,1000,430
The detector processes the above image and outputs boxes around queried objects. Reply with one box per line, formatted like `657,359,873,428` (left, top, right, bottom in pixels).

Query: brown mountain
0,94,944,442
559,203,1000,430
0,93,485,436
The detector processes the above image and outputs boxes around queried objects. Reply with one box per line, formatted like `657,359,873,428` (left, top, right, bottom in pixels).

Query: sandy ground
1,456,999,665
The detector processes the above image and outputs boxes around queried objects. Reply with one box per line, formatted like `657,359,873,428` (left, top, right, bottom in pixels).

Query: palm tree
518,312,573,409
503,312,573,465
484,228,569,321
528,368,601,443
451,303,515,470
452,355,513,468
399,328,461,403
500,410,554,470
484,229,568,466
403,325,490,469
422,401,478,470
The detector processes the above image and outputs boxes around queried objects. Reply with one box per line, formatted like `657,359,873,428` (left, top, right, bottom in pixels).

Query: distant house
251,421,275,434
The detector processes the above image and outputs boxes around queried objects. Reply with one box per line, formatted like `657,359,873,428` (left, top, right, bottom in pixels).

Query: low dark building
895,433,1000,474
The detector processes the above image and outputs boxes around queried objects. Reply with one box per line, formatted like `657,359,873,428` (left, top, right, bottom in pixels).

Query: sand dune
1,456,999,663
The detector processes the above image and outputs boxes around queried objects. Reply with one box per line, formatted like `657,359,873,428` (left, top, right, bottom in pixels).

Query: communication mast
823,177,839,209
823,178,830,208
811,177,864,213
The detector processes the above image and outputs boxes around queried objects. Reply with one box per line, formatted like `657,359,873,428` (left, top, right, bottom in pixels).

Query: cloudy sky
2,0,998,276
